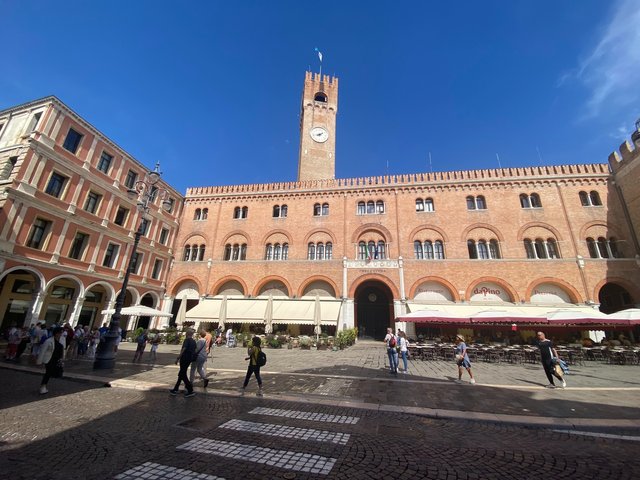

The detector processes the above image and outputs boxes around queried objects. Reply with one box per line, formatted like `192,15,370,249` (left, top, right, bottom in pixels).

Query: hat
456,334,464,341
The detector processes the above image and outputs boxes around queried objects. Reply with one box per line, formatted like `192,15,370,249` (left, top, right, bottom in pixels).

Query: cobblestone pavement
3,340,639,423
1,369,639,480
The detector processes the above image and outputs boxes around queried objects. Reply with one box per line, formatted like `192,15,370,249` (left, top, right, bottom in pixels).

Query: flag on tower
315,47,323,63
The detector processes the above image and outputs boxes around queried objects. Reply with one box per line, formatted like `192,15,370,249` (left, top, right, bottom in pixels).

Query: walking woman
397,330,410,374
240,336,263,396
37,327,64,394
454,334,476,384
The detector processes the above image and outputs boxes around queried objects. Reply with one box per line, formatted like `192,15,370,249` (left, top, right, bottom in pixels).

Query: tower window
580,191,602,207
314,92,327,103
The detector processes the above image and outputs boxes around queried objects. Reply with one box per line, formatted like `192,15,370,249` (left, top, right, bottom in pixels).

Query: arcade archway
354,280,394,340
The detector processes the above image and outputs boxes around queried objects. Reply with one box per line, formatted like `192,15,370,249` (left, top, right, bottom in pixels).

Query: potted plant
299,335,312,350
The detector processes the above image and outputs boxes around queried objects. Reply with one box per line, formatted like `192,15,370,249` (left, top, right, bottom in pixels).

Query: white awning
185,297,341,325
101,305,173,317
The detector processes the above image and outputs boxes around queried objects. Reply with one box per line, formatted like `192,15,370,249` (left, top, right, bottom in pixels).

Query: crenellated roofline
186,163,610,198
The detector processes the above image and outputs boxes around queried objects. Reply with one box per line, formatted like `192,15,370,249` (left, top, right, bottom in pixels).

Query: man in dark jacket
170,329,196,397
536,331,566,388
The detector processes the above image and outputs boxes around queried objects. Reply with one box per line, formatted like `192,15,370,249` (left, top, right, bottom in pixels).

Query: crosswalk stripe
177,438,337,475
219,418,351,445
114,461,224,479
552,430,640,442
249,407,359,424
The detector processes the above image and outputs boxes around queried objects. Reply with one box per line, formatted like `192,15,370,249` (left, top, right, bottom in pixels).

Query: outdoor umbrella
606,308,640,325
264,295,273,334
545,309,615,326
314,294,322,338
175,296,187,327
218,295,228,331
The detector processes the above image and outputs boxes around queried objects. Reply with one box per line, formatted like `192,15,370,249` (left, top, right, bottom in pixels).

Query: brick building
1,73,639,340
0,97,182,332
169,72,640,340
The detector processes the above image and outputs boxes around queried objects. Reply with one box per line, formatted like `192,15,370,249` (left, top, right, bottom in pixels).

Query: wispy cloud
568,0,640,118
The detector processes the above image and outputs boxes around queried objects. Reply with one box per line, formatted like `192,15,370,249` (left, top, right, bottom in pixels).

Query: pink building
0,97,182,332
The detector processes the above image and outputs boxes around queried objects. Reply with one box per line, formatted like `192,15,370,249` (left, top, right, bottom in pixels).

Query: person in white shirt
397,329,410,374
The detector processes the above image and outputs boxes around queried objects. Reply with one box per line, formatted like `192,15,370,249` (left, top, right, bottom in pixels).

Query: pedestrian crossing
114,406,360,479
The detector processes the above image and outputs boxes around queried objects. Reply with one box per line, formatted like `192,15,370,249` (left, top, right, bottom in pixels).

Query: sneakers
545,384,556,389
39,385,48,395
203,378,209,388
454,379,462,384
184,391,196,398
561,379,567,388
256,388,264,397
169,389,179,395
470,378,476,384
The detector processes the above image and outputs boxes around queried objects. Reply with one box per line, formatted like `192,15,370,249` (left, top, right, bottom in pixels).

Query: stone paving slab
3,340,640,426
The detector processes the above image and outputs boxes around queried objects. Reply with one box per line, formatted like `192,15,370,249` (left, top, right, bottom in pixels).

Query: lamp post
94,162,172,369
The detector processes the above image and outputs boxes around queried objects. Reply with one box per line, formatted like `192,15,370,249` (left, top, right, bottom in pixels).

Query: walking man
384,327,398,374
536,331,566,388
170,329,196,397
190,330,209,388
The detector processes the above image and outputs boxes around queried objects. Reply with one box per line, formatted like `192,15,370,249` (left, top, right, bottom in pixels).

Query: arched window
322,203,329,215
232,244,240,261
273,205,280,218
190,245,198,261
202,208,208,220
489,239,500,259
467,240,477,259
282,243,289,260
308,243,316,260
476,196,487,209
274,243,282,260
434,240,445,259
415,199,424,212
377,241,386,259
314,92,327,103
414,240,423,259
466,196,476,210
424,240,434,259
265,244,273,260
477,240,490,259
183,245,191,261
317,242,324,260
194,209,201,220
524,239,535,259
224,244,232,260
547,238,559,259
579,191,590,206
530,194,542,208
376,200,385,214
358,241,367,260
240,244,247,260
314,203,321,216
367,201,375,214
519,194,530,208
233,207,241,219
368,241,376,259
533,239,546,259
241,206,248,218
597,237,609,258
198,245,205,261
586,237,598,258
281,205,287,217
590,191,602,206
357,201,366,215
325,242,332,259
424,198,434,212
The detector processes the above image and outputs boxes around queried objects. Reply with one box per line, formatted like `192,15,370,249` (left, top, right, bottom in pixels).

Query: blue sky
1,0,639,193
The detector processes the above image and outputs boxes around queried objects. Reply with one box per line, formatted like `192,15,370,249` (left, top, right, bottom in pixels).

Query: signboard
469,282,511,302
414,281,454,302
530,283,571,304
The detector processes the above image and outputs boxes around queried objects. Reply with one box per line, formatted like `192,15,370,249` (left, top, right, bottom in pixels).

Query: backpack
257,349,267,367
388,335,397,348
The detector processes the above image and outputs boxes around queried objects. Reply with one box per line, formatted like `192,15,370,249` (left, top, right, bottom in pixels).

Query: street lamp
94,162,172,369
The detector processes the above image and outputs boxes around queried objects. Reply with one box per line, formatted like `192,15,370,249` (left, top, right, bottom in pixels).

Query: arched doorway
0,270,42,329
599,282,634,314
355,280,394,340
136,294,155,330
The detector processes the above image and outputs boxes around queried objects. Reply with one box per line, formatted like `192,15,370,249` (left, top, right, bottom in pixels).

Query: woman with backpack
240,336,264,396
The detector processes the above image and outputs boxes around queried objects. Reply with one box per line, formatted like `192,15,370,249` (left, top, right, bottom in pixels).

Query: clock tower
297,71,338,181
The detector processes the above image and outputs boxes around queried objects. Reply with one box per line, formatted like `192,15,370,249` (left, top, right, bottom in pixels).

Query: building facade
0,97,182,332
167,72,640,339
1,73,639,339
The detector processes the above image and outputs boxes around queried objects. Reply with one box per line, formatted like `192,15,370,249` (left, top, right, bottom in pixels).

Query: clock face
310,126,329,143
